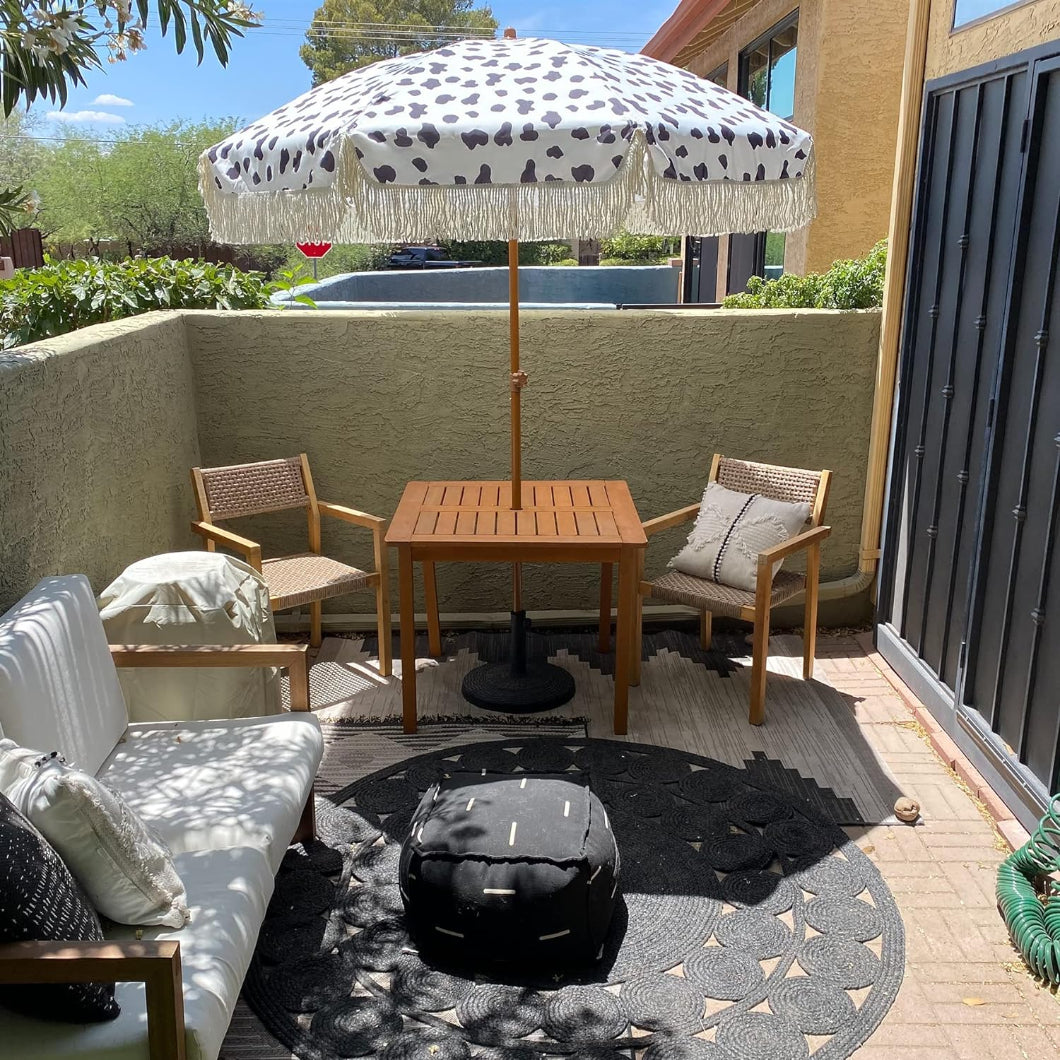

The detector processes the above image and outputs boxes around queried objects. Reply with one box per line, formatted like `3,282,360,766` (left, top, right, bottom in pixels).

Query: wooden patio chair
611,455,830,725
190,454,392,671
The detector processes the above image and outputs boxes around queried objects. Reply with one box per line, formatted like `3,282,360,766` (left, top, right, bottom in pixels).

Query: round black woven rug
244,739,904,1060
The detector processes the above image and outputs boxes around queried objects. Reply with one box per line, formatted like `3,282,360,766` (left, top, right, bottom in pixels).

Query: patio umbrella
198,29,816,708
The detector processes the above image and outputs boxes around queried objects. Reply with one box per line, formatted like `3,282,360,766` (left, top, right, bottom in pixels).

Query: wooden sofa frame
0,641,313,1060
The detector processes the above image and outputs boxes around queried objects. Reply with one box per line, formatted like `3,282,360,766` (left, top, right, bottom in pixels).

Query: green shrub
0,256,273,349
596,256,675,267
601,231,680,262
444,240,572,266
722,240,887,310
534,241,577,265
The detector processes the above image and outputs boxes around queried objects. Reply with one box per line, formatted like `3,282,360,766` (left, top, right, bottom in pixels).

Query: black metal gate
880,44,1060,827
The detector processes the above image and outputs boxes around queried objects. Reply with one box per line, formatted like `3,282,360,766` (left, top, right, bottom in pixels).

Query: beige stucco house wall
646,0,909,286
924,0,1060,79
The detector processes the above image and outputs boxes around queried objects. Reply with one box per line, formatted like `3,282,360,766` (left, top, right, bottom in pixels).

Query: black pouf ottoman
399,772,619,965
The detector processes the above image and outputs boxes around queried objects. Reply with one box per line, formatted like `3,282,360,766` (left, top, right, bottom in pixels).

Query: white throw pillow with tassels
0,739,189,928
669,482,811,592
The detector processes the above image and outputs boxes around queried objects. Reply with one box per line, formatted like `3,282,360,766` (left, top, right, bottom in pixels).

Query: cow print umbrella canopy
199,35,816,243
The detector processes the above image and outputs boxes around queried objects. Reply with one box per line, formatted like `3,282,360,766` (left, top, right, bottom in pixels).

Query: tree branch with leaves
0,1,261,117
0,184,37,237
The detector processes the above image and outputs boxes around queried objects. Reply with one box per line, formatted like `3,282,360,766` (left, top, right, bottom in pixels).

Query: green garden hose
996,794,1060,983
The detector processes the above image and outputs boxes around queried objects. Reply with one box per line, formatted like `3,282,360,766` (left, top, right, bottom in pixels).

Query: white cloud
46,109,126,125
513,13,546,32
91,93,134,107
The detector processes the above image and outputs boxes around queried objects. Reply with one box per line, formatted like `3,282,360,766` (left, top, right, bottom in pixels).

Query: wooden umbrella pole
509,236,522,511
508,237,525,613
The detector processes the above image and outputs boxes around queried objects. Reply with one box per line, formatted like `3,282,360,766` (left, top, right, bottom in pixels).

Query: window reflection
742,22,797,120
769,26,797,120
953,0,1023,29
765,232,787,282
733,14,799,288
745,44,768,108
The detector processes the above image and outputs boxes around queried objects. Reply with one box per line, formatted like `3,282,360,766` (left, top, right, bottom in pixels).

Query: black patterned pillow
0,792,120,1022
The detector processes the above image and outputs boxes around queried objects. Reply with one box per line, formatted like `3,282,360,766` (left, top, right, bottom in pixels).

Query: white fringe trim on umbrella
199,133,817,246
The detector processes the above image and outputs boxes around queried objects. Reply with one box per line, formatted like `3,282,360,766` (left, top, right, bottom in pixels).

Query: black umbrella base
461,659,577,713
460,611,576,713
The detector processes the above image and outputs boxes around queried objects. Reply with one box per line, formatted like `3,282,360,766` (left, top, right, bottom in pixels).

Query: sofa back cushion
0,576,128,775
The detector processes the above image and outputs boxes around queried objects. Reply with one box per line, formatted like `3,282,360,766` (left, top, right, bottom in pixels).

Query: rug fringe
319,714,589,728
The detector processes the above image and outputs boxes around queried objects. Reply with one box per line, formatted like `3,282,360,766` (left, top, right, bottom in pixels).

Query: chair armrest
757,525,832,567
189,521,262,569
110,644,311,712
642,503,701,538
318,502,387,532
0,940,185,1060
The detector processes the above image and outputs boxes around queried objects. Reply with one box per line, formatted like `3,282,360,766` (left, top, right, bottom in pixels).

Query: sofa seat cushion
97,714,323,875
0,844,275,1060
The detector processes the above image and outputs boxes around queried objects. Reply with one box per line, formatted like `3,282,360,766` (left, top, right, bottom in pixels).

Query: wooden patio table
386,479,647,735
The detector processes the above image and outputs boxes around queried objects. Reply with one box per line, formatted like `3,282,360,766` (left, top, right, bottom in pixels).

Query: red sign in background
296,242,333,259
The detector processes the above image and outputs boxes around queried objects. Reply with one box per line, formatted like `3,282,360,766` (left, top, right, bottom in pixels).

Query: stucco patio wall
184,307,880,620
0,313,200,610
0,308,880,621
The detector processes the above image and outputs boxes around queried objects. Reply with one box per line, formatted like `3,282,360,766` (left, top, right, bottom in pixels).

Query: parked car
387,246,482,269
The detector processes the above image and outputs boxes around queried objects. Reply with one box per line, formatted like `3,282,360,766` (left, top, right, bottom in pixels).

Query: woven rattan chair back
713,456,828,526
193,457,311,522
189,453,391,664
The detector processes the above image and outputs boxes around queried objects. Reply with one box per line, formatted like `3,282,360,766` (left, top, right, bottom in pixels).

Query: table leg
630,548,644,687
598,563,613,653
398,546,417,734
613,547,637,736
423,561,441,656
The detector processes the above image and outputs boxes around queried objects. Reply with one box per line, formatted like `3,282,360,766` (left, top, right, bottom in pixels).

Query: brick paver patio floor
814,632,1060,1058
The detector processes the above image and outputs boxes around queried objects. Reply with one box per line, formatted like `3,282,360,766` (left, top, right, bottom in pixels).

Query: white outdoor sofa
0,575,325,1060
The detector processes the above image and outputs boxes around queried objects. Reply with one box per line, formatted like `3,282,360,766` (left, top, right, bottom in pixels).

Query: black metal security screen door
880,46,1060,827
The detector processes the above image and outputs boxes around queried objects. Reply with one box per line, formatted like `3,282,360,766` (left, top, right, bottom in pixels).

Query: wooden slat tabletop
387,480,646,546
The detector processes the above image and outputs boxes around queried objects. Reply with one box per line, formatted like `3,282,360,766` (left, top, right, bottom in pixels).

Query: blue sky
34,1,679,132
